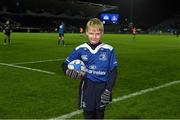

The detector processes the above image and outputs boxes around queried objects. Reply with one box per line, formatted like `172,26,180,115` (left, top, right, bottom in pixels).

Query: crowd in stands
147,15,180,34
1,1,180,34
0,0,118,33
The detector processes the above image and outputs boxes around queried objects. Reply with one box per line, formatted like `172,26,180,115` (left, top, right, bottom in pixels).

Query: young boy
62,18,118,119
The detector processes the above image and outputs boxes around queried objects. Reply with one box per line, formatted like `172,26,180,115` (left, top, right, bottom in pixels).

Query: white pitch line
0,62,55,75
112,80,180,103
50,80,180,119
12,58,65,65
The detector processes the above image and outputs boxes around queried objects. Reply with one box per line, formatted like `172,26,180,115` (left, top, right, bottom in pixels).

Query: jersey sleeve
106,67,117,91
109,49,118,70
62,49,81,73
64,49,81,64
106,49,118,91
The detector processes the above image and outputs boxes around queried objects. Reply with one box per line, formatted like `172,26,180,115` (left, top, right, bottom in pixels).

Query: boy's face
86,27,103,44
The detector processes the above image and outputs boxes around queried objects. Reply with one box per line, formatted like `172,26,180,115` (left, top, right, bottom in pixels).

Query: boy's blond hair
86,18,104,34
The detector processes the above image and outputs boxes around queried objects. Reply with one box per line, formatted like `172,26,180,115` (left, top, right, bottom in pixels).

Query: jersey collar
85,43,104,54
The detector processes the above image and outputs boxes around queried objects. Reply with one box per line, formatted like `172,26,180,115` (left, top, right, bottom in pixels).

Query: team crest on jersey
99,52,107,61
81,55,88,61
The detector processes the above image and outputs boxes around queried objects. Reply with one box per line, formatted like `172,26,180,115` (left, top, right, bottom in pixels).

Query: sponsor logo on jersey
81,55,88,61
86,69,106,75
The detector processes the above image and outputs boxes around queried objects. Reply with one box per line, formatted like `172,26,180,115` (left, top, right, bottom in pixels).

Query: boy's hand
101,89,112,104
66,69,84,79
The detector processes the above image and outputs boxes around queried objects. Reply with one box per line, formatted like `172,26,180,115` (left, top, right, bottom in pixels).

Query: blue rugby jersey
64,43,117,82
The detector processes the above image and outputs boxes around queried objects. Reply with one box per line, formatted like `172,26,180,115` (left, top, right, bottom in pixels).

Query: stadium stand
147,15,180,34
0,0,118,33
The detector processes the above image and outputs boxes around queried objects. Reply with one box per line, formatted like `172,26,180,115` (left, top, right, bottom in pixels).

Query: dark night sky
86,0,180,27
0,0,179,28
130,0,179,27
80,0,179,27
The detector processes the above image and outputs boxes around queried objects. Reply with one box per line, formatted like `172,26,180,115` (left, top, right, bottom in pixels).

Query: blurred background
0,0,179,34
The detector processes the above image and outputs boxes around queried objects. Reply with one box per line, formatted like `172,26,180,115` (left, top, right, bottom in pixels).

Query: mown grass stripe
51,80,180,119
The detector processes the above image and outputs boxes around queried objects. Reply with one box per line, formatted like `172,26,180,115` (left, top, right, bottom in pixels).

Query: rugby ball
68,59,86,73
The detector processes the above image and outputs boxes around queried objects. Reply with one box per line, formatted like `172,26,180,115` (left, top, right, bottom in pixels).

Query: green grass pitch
0,32,180,119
